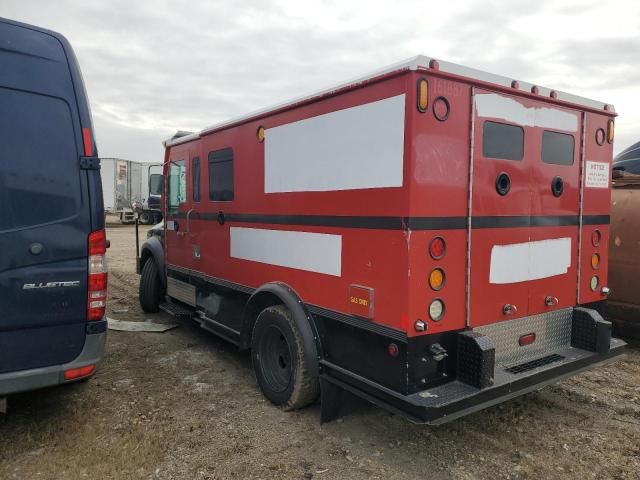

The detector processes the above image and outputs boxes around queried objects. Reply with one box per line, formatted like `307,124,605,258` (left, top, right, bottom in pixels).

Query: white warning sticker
585,161,609,188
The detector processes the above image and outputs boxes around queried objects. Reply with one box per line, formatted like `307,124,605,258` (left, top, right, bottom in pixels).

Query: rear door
468,88,582,326
0,21,91,372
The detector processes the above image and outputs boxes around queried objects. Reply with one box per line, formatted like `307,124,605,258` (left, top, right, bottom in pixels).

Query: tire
251,305,320,410
139,212,152,225
139,260,162,313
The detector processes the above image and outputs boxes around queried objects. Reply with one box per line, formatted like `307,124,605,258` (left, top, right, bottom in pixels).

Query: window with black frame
542,131,574,165
483,121,524,161
167,160,186,213
208,148,234,201
192,157,201,202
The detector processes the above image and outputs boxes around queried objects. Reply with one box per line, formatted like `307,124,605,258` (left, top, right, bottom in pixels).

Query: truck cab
0,18,107,407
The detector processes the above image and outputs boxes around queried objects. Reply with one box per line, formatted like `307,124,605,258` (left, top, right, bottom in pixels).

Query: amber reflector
591,253,600,269
417,78,429,112
607,120,615,144
257,126,265,142
429,268,445,291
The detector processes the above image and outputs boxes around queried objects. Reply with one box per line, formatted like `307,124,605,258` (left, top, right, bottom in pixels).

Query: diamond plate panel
167,277,196,307
474,308,573,367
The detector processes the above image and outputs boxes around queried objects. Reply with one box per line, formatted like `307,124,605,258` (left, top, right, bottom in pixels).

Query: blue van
0,18,106,407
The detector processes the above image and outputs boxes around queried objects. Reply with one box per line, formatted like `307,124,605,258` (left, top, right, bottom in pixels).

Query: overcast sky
3,1,639,162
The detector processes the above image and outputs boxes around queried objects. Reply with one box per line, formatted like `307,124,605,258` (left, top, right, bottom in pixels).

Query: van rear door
0,20,93,373
468,88,582,327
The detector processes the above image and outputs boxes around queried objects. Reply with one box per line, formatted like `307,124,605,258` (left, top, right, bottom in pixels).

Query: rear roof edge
165,54,615,148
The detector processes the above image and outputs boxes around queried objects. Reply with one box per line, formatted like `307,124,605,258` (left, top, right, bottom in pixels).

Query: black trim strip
166,265,408,342
307,305,407,343
168,212,610,230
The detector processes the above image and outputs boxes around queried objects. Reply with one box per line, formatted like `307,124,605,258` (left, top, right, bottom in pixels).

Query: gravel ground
1,223,639,480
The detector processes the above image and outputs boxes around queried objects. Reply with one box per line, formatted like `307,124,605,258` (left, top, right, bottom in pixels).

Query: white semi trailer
101,158,162,224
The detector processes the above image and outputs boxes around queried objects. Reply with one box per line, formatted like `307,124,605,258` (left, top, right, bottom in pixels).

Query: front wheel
139,260,162,313
251,305,319,410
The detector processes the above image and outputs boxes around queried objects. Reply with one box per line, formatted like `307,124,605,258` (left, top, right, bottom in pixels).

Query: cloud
2,0,639,160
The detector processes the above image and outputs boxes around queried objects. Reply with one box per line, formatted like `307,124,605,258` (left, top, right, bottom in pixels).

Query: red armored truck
138,56,625,423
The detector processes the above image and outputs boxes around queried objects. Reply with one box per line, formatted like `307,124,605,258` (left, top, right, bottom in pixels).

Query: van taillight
88,229,108,321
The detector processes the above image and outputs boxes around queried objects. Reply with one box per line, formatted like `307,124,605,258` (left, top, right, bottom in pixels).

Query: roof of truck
165,54,615,148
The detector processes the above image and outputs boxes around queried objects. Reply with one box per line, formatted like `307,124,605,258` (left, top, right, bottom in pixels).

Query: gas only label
585,161,609,188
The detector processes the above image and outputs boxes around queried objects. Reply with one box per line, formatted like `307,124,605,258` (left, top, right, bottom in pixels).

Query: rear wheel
251,305,319,410
139,260,162,313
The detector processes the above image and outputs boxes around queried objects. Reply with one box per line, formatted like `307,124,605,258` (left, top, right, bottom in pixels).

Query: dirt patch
1,225,639,479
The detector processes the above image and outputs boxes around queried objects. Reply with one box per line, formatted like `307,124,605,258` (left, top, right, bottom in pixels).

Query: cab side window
192,157,201,202
208,148,234,201
168,160,187,213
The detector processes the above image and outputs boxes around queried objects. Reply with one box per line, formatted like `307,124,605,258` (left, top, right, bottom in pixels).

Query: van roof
165,55,616,148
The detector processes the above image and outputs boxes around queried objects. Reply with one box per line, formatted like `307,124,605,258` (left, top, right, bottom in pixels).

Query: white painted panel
264,95,405,193
476,93,578,132
490,237,572,284
585,161,610,188
230,227,342,276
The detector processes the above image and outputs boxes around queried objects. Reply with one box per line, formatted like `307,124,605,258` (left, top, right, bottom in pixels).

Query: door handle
545,296,559,307
503,303,517,315
177,209,193,237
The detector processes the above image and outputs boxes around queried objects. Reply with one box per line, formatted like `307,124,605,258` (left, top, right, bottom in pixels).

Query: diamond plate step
159,302,194,320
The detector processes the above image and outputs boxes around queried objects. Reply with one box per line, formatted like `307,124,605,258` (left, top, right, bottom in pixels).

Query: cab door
164,151,194,303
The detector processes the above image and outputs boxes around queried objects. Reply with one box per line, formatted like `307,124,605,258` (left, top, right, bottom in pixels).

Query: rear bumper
322,337,625,424
0,323,106,397
320,308,627,424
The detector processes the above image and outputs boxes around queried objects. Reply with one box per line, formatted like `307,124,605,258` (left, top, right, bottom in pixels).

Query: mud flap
572,307,612,354
319,376,366,423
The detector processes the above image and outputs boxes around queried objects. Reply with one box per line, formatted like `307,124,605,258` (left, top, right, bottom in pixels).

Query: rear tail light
591,229,601,247
591,253,600,269
429,237,446,259
64,365,96,381
88,229,108,321
429,268,445,291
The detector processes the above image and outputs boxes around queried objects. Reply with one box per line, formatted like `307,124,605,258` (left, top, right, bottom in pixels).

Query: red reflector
429,237,446,259
519,333,536,346
64,364,96,381
82,127,93,156
387,343,399,358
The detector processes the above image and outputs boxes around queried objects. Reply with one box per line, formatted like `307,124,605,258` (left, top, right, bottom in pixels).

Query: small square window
483,121,524,161
542,131,574,166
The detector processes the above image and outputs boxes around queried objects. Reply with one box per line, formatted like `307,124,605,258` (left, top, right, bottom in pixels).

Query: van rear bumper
0,325,106,397
320,308,626,424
